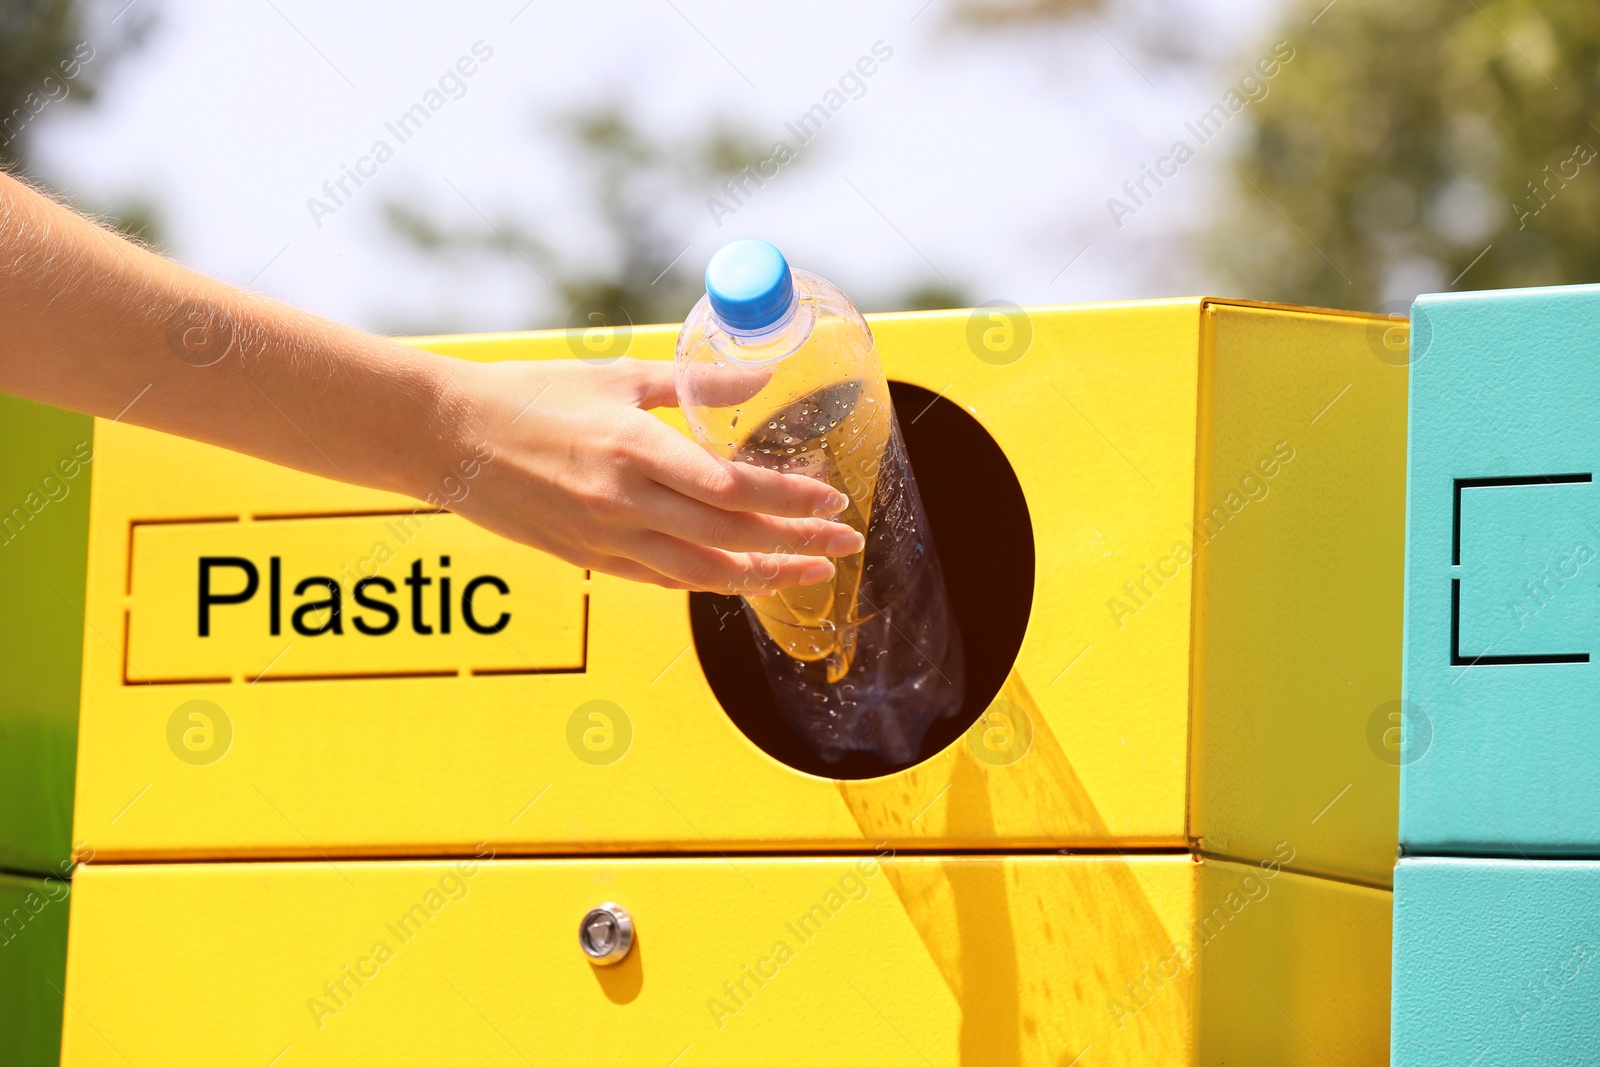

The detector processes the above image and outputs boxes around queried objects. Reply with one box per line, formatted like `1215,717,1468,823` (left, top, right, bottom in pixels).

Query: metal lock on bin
578,902,633,965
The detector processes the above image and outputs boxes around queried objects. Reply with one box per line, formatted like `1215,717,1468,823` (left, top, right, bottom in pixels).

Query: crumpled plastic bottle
675,239,964,766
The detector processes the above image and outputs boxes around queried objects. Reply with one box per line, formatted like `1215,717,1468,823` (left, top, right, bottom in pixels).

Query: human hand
431,356,864,592
0,172,856,593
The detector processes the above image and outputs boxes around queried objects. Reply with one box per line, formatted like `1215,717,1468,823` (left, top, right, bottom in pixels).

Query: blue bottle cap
705,239,795,333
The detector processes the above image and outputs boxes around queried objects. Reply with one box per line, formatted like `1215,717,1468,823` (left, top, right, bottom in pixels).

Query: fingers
580,552,692,591
677,358,775,409
608,358,678,410
602,362,848,522
580,549,779,597
610,354,775,412
639,482,864,556
624,531,836,593
635,420,849,519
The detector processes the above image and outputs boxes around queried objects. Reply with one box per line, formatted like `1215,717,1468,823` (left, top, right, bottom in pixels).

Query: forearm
0,172,860,593
0,171,456,500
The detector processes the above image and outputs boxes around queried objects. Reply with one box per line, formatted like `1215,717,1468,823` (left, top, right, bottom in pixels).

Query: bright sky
34,0,1288,333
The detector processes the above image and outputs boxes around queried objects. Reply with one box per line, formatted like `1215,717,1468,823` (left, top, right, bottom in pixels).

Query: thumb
616,357,678,409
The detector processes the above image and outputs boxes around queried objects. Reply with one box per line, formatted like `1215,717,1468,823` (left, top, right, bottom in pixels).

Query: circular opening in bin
690,381,1035,780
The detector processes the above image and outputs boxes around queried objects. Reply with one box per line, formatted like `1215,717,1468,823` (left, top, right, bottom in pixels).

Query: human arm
0,172,860,591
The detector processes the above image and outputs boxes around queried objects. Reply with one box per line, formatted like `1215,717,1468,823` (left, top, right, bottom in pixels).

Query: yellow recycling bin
60,852,1389,1066
39,297,1407,1064
68,298,1405,876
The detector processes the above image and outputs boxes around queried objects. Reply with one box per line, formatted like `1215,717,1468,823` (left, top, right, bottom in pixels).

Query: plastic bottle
674,239,964,766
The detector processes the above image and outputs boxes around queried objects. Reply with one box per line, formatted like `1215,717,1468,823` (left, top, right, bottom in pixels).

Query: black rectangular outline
1451,473,1593,666
1452,473,1592,566
122,514,589,685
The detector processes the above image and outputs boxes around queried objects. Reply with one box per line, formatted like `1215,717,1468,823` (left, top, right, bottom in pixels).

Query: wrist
371,341,479,506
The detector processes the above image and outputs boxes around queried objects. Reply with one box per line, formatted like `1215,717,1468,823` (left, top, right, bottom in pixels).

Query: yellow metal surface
1196,856,1391,1065
58,853,1389,1065
1189,304,1407,884
70,300,1403,881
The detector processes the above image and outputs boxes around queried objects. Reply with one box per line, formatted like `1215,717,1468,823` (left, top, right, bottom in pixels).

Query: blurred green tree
1211,0,1600,310
892,280,970,312
953,0,1200,64
1,0,153,168
961,0,1600,310
0,0,157,240
1,0,96,169
385,103,968,330
386,106,794,331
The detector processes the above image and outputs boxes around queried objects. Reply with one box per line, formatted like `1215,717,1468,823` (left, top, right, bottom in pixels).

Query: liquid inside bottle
675,240,964,766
